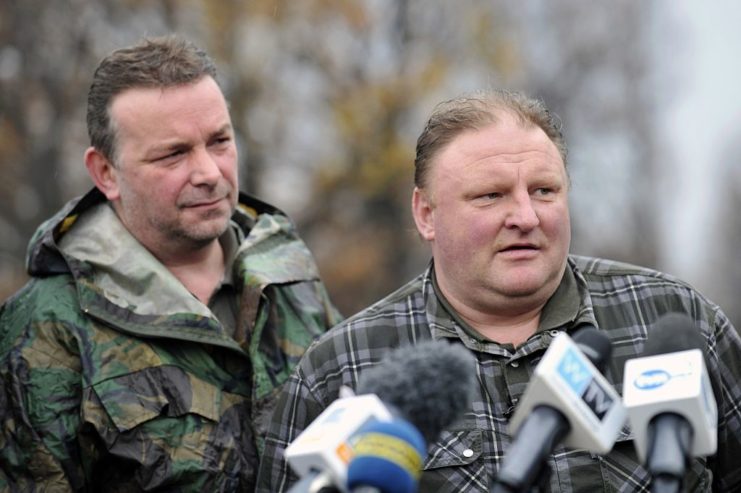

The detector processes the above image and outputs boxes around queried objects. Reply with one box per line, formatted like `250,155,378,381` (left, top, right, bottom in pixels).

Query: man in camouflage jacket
0,36,341,492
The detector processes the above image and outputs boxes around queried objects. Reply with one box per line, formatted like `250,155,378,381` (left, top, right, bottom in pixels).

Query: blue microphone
346,419,426,493
345,339,477,493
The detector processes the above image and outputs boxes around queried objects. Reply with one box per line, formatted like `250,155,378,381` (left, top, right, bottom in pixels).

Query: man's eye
157,150,185,161
212,136,232,146
534,188,553,196
482,193,501,200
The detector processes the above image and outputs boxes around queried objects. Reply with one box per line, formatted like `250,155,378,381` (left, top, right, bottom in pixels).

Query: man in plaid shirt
257,90,741,492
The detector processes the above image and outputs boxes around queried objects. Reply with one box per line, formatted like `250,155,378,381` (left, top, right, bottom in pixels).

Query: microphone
493,327,627,493
285,340,477,493
346,340,477,493
622,313,718,493
285,391,394,493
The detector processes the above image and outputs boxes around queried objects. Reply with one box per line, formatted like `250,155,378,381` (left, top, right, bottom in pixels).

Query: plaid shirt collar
423,258,600,355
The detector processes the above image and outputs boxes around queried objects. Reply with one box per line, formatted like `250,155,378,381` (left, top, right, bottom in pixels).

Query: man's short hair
86,35,218,165
414,89,568,189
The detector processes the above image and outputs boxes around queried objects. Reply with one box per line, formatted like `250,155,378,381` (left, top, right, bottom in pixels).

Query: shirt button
549,329,559,337
510,361,519,368
463,449,474,458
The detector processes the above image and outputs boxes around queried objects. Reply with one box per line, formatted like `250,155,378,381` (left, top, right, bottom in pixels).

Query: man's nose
190,147,221,185
504,193,539,230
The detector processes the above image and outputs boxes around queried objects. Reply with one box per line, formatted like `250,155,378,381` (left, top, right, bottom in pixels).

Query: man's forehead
110,76,219,109
434,121,562,169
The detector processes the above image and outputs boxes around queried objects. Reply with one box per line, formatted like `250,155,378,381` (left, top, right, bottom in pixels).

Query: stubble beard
169,206,234,249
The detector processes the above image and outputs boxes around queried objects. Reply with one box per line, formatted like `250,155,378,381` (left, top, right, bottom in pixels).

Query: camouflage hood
23,187,324,352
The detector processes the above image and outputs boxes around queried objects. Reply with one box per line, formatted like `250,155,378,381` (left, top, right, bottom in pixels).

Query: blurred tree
0,0,705,327
0,0,205,300
0,0,94,298
219,0,662,315
510,1,660,268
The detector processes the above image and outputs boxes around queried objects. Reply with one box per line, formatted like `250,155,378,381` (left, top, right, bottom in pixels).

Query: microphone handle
493,405,570,493
287,470,342,493
491,483,515,493
651,476,683,493
647,413,693,493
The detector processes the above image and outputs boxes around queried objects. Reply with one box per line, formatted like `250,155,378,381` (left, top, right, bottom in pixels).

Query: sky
655,3,741,294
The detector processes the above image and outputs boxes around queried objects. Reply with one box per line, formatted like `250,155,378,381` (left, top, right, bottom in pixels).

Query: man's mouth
183,196,225,208
500,243,538,252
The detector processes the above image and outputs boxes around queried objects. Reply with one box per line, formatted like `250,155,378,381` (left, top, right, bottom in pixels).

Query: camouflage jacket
0,188,342,492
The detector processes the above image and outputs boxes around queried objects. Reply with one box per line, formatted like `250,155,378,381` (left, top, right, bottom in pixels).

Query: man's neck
443,295,543,347
454,302,543,347
158,240,226,305
431,271,548,347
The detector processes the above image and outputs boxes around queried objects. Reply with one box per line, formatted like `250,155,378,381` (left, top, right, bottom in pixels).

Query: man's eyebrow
212,123,234,136
148,124,234,153
146,141,189,156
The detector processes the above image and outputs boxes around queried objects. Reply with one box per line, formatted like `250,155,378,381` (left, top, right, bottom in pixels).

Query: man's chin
180,219,231,245
494,276,548,299
495,270,565,303
498,287,542,299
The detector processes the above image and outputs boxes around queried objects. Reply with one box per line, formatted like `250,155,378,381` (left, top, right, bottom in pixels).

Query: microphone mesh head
643,313,704,356
355,339,476,443
572,326,612,371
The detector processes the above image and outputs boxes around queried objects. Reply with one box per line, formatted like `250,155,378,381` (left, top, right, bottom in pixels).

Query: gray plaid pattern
257,255,741,492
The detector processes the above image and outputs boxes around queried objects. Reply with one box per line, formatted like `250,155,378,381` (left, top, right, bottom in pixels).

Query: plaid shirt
257,255,741,492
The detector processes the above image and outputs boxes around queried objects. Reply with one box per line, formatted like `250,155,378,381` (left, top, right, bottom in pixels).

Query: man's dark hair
86,35,218,165
414,89,568,189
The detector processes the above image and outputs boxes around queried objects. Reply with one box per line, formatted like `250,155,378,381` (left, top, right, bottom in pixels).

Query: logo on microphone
633,369,672,390
557,348,614,421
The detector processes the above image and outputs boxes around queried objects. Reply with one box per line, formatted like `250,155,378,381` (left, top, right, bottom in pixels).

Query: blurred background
1,0,740,329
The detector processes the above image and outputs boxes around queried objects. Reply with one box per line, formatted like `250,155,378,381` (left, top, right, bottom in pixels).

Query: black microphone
346,339,477,493
492,327,627,493
623,313,717,493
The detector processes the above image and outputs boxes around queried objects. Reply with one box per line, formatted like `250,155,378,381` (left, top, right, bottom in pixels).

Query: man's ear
412,187,435,241
84,147,120,201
